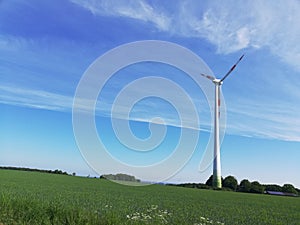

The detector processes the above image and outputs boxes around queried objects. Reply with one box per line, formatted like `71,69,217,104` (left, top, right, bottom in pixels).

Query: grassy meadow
0,169,299,225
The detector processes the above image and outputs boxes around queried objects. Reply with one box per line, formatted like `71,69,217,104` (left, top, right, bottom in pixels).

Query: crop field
0,169,299,225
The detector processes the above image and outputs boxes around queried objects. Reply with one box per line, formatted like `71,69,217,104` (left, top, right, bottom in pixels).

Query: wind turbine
201,55,244,189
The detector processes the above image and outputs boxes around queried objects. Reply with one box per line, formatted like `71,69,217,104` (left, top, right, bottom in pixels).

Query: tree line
1,166,298,195
172,175,299,196
100,173,141,182
0,166,69,175
0,167,141,182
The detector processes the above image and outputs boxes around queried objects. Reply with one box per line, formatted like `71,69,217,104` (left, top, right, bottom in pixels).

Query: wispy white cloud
70,0,171,31
0,85,110,115
183,0,300,70
2,82,299,141
226,99,300,142
0,83,212,132
0,85,73,112
0,34,30,52
71,0,300,71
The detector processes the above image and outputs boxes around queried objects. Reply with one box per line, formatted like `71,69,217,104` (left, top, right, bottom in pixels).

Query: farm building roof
265,191,298,197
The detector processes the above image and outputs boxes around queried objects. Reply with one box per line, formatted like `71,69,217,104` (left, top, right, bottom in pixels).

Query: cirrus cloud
71,0,300,71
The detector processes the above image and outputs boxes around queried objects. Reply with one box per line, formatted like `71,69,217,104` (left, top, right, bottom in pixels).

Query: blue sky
1,0,299,187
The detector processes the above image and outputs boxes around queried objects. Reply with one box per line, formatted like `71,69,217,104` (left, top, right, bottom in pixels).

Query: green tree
265,184,282,192
223,176,238,191
282,184,298,194
250,181,265,194
205,175,213,186
238,179,251,192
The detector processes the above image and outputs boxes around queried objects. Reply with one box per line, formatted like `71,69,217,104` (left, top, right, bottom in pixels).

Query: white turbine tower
201,55,244,189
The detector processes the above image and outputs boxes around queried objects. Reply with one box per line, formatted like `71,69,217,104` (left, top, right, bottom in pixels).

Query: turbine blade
220,54,244,82
201,73,215,81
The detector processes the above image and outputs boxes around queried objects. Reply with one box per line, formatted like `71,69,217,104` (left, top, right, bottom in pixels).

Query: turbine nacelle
213,79,222,85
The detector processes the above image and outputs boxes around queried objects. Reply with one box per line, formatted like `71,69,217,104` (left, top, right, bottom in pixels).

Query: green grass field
0,169,299,225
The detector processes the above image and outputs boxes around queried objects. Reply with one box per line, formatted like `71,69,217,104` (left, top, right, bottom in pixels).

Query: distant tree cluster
174,175,299,196
100,173,141,182
0,166,69,175
174,183,210,189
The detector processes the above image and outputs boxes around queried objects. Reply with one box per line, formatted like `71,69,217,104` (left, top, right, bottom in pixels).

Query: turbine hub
213,79,222,85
